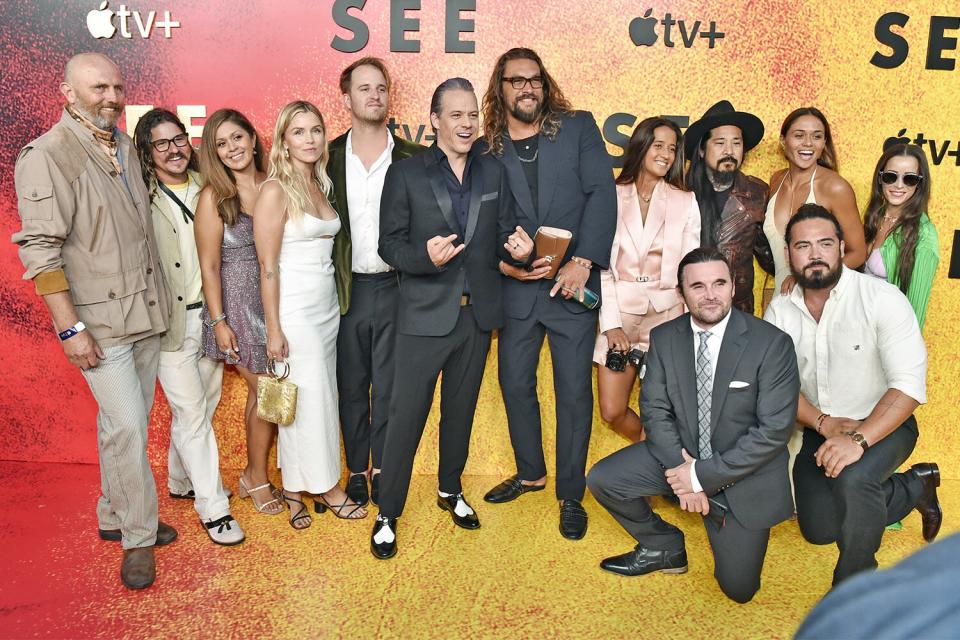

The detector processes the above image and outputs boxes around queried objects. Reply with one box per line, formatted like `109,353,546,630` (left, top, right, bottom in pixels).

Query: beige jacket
151,169,203,351
12,109,169,347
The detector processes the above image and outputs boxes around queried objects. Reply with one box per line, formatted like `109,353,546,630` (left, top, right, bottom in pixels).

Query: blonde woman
254,101,366,529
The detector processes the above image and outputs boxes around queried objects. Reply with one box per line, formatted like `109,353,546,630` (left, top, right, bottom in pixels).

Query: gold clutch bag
257,359,298,426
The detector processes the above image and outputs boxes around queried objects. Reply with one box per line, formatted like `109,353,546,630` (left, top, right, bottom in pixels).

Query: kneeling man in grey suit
587,247,800,603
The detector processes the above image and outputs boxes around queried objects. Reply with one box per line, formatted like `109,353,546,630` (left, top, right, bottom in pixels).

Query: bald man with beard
13,53,172,589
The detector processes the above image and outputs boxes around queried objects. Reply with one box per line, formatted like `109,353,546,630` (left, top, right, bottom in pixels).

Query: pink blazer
599,180,701,332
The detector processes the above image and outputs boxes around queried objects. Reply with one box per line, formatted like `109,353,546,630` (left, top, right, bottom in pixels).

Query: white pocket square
480,191,499,202
729,381,750,389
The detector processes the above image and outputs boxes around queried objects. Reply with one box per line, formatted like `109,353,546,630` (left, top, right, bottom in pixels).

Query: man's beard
356,101,387,126
706,159,739,189
509,94,542,124
76,101,117,130
792,260,842,290
690,299,730,326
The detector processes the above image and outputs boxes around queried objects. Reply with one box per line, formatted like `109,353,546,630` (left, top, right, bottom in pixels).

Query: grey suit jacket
641,308,800,529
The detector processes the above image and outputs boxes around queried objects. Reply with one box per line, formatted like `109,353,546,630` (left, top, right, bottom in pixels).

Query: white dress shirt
688,310,731,494
763,266,927,420
345,129,394,274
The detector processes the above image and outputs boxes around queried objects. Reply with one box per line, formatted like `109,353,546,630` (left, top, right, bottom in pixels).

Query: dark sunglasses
879,170,923,188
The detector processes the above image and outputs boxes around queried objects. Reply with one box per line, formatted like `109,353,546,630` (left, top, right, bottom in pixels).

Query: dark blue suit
486,111,617,500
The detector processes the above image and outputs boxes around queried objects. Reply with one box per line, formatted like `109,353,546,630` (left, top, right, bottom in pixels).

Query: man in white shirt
587,247,800,603
328,58,425,507
764,204,942,587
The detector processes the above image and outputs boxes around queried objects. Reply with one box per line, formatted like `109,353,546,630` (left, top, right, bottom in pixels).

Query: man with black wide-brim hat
684,100,774,314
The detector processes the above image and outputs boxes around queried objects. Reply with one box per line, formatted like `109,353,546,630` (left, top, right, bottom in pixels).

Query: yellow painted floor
0,462,955,639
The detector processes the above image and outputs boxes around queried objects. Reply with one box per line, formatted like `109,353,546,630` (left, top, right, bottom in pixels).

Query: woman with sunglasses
764,107,866,295
863,143,940,329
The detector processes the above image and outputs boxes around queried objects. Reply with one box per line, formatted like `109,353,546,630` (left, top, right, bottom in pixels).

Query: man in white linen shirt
764,204,942,588
328,57,426,507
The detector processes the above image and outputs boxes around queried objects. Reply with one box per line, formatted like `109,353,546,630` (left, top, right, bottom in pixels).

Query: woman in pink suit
595,117,701,442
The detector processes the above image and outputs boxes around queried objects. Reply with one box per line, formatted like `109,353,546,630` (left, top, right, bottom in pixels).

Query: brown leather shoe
911,462,942,543
120,547,156,590
99,521,178,545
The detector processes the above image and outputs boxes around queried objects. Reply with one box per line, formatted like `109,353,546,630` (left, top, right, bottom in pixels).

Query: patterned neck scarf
65,103,123,175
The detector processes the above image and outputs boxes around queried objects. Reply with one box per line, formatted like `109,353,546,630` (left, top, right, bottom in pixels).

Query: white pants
82,335,161,549
158,307,228,520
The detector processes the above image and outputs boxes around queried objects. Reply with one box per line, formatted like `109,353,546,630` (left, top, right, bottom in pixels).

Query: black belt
185,301,203,310
352,271,395,282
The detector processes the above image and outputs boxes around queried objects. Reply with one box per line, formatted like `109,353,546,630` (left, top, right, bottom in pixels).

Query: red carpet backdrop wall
1,0,958,476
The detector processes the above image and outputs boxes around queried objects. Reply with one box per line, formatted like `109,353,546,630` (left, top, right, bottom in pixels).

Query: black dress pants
794,417,924,585
499,287,597,500
588,441,772,603
336,273,398,473
377,306,490,519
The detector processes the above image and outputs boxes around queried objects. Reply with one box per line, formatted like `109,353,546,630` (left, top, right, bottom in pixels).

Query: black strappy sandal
314,495,367,519
282,491,313,530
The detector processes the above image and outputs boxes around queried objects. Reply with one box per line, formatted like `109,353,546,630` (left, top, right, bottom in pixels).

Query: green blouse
878,212,940,330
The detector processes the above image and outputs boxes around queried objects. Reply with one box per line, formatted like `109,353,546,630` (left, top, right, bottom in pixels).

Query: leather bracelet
815,413,828,434
570,256,592,269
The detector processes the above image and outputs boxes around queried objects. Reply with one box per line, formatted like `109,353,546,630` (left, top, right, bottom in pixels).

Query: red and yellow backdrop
1,0,957,478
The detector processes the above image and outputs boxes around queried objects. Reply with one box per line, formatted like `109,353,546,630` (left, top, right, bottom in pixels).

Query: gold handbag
257,359,298,426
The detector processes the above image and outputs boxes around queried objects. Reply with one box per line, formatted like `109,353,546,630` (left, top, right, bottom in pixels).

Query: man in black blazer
587,248,800,603
479,48,617,540
370,78,532,560
327,58,426,507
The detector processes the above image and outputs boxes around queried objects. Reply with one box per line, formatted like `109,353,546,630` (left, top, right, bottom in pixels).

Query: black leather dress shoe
600,545,688,576
99,521,178,546
559,499,588,540
169,489,195,500
347,473,370,507
437,493,480,529
911,462,942,542
371,473,381,506
370,515,397,560
483,475,546,503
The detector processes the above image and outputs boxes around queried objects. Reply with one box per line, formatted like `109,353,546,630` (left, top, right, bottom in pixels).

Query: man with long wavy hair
479,47,616,541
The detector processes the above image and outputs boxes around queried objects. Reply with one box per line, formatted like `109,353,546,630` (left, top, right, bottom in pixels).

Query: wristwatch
845,430,869,451
58,321,86,341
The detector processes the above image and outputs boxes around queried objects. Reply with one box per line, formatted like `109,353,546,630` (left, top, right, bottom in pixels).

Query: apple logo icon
87,0,116,39
630,9,658,46
883,128,911,151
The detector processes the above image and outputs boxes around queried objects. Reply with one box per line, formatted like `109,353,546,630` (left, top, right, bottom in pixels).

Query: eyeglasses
879,170,923,187
502,75,544,90
151,133,190,152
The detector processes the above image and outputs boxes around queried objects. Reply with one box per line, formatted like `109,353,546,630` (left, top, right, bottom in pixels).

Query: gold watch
845,431,869,451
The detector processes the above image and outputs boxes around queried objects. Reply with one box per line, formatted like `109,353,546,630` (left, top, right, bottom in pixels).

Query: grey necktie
696,330,714,459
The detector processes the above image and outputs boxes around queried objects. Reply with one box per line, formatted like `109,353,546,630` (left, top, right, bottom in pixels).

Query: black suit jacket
641,309,800,529
378,144,521,337
327,130,426,314
482,110,617,319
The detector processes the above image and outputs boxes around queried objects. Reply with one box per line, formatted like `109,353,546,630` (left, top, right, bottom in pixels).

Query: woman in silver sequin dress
195,109,282,516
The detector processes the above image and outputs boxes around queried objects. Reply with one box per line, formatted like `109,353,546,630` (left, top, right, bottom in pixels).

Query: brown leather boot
121,547,156,590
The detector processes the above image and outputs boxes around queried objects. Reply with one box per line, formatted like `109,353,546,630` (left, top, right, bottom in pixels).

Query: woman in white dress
254,101,367,529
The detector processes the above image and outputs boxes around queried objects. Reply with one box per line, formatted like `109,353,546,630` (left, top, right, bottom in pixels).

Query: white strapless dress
277,213,342,493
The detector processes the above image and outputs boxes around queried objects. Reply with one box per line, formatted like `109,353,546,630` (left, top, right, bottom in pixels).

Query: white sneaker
203,514,245,546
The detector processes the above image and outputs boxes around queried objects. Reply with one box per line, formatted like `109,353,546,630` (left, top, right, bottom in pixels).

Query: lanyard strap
157,181,194,223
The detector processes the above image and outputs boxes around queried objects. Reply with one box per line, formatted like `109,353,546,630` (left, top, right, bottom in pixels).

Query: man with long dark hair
133,108,243,546
479,48,616,540
684,100,774,314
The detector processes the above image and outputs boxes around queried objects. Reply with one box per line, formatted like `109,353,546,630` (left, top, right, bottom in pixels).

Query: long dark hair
481,47,572,156
197,109,265,226
863,143,932,295
780,107,838,171
132,108,198,197
616,117,685,190
685,128,729,246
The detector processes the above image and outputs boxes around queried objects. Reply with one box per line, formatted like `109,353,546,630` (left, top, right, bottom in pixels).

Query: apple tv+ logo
884,128,960,166
86,0,181,39
629,9,724,48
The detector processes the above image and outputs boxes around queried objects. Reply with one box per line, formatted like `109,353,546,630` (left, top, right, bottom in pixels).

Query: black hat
683,100,765,159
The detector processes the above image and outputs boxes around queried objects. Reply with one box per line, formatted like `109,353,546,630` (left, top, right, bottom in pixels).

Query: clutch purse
533,226,572,280
257,359,298,426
